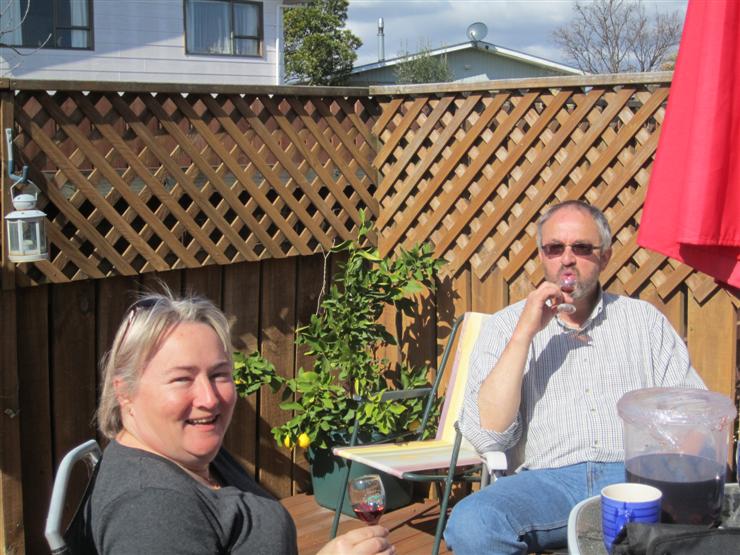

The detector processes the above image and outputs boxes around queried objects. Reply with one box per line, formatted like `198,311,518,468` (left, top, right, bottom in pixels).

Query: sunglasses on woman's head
541,242,602,258
119,297,158,343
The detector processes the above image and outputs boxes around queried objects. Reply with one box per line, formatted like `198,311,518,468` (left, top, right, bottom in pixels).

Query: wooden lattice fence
1,81,379,288
0,76,738,555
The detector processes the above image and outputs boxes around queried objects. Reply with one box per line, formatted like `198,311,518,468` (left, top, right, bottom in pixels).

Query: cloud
347,0,687,66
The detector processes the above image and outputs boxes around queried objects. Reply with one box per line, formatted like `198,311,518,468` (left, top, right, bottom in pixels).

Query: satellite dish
467,22,488,42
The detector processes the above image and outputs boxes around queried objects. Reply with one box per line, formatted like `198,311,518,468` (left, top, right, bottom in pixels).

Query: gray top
90,441,297,554
458,291,705,470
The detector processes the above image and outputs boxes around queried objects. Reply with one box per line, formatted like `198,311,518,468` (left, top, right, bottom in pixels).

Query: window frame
183,0,264,58
4,0,94,51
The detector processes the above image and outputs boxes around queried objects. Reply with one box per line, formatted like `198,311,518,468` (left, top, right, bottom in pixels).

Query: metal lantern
6,185,48,263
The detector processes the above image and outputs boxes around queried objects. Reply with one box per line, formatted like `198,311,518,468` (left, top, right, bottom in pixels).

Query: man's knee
444,490,512,550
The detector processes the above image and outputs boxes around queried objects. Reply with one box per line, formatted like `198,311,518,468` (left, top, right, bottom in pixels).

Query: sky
346,0,688,67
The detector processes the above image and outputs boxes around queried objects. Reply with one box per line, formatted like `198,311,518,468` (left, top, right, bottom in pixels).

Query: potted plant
233,210,444,514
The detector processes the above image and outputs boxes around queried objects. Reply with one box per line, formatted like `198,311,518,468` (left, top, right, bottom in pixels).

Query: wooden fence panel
258,257,297,499
3,84,379,287
293,254,327,495
688,291,738,396
17,285,52,555
50,282,98,529
223,262,261,476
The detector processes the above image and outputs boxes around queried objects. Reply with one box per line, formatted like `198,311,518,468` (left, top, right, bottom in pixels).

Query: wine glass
556,275,577,314
348,474,386,525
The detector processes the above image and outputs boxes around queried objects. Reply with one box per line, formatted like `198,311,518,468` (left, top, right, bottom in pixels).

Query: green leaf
357,249,383,262
279,401,304,411
401,280,425,295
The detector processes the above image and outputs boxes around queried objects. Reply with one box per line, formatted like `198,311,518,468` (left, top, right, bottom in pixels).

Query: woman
92,291,394,554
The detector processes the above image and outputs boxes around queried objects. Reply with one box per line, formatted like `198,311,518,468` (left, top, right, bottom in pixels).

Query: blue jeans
444,462,625,555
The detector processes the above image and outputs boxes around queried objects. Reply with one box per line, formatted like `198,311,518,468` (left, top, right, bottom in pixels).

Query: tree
283,0,362,86
394,46,454,85
553,0,682,74
660,51,678,71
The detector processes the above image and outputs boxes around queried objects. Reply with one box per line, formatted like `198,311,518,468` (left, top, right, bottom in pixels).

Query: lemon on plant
297,433,311,449
283,435,294,449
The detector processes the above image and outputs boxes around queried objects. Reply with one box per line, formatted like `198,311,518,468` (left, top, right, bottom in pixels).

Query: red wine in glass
352,501,386,524
349,474,386,525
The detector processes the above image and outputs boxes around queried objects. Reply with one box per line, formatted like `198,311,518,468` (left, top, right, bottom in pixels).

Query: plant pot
308,446,413,517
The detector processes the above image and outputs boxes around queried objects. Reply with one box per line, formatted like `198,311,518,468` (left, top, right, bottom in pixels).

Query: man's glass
541,242,602,258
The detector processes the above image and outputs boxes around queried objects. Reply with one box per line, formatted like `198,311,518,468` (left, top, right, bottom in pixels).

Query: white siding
0,0,283,85
448,49,564,82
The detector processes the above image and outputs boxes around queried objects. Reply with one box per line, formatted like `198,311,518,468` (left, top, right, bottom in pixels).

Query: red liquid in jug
625,453,725,525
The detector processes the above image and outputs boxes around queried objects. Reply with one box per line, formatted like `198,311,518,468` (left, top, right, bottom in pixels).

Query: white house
346,40,584,86
0,0,302,85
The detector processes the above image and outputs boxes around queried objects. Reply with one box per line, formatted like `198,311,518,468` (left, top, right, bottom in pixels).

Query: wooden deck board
282,494,452,555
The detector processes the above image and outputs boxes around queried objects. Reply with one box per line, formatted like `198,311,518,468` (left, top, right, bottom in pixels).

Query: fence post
1,83,16,291
0,80,24,554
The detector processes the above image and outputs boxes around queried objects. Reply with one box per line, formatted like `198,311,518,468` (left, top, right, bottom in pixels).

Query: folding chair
331,312,507,555
45,439,102,554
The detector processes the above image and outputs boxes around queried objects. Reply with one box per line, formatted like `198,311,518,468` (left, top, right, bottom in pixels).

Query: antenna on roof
378,18,385,61
466,21,488,43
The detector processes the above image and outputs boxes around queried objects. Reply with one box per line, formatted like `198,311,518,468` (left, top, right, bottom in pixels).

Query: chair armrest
479,450,507,488
480,450,507,471
567,495,599,555
45,440,102,553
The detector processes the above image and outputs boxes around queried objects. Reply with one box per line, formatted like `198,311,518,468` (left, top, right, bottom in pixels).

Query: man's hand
317,525,395,555
512,281,563,341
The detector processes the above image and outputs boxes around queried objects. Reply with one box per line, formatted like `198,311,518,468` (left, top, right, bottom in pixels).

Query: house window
185,0,262,57
2,0,93,49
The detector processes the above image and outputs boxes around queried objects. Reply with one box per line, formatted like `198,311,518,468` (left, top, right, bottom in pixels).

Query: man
444,201,704,554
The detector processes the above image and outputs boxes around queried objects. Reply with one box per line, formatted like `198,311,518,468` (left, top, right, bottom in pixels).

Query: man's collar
555,286,605,332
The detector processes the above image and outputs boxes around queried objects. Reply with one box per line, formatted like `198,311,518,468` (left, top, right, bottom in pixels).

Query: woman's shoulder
96,440,197,491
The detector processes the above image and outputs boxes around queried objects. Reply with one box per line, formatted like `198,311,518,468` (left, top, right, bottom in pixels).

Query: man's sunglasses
541,242,602,258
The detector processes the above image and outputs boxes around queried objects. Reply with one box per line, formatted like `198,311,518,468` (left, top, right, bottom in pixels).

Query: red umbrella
638,0,740,288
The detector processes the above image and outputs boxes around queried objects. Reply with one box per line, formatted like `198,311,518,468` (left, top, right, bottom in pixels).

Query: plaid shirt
458,291,705,471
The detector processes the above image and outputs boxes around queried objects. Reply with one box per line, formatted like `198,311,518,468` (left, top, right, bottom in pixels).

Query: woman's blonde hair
97,289,232,439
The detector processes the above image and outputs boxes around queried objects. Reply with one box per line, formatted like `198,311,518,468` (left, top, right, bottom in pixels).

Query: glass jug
617,387,736,525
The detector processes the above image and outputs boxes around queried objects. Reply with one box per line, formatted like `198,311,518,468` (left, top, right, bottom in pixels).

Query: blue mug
601,483,662,553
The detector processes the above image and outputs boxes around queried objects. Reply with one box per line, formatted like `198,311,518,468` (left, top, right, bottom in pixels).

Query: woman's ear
114,377,131,408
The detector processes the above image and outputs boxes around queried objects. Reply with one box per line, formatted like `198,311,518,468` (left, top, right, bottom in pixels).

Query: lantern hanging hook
5,128,32,199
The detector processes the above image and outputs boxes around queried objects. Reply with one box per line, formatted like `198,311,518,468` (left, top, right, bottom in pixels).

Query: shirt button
594,440,600,446
585,388,591,394
590,408,596,413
